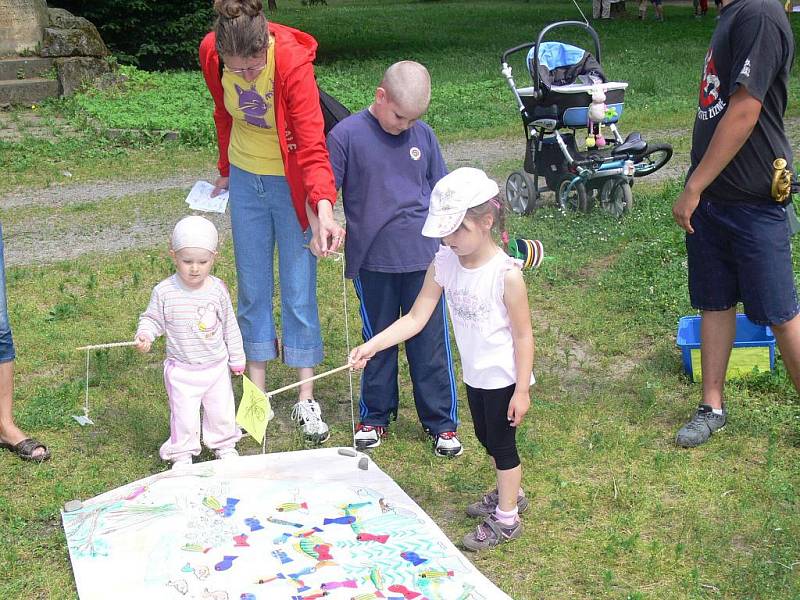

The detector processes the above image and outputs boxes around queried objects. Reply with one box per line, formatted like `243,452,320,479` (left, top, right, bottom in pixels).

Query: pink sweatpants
160,357,241,462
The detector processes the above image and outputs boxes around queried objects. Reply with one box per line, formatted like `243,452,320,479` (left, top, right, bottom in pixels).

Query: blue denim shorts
0,223,16,363
686,200,800,326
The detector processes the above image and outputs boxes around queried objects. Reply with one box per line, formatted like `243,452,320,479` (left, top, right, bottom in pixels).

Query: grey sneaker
462,515,523,551
466,488,530,518
291,399,330,444
675,404,727,448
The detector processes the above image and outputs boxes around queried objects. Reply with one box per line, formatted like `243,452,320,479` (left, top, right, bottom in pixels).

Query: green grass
6,0,800,190
2,179,799,598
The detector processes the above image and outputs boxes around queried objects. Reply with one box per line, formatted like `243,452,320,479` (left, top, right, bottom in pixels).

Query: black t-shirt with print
689,0,794,204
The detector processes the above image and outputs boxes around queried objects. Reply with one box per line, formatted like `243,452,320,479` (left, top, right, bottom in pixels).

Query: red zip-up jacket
199,24,336,230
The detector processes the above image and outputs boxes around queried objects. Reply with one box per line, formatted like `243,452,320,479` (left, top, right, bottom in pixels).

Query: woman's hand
507,389,530,427
212,176,229,197
314,199,345,256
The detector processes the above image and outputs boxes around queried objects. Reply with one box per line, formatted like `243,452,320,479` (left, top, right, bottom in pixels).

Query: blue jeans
0,223,15,363
228,165,323,366
687,200,800,326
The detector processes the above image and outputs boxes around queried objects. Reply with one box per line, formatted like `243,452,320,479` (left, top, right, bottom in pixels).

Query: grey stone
63,499,84,512
41,25,108,58
47,7,93,30
0,77,59,105
0,0,48,55
55,56,111,96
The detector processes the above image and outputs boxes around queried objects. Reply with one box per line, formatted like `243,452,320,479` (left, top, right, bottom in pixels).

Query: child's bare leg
496,465,523,513
297,366,314,400
247,360,267,391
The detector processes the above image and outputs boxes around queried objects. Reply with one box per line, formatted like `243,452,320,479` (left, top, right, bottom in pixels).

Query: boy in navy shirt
326,61,462,457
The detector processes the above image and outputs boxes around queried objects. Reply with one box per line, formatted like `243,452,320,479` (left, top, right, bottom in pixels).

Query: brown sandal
0,438,51,462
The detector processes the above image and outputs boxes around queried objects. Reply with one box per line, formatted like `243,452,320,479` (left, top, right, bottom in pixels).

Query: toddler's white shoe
214,448,239,460
171,456,192,470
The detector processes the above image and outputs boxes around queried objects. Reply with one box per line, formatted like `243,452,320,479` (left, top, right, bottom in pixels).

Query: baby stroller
501,21,672,216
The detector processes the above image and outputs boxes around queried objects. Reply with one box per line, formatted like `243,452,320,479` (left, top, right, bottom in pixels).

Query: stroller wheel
633,143,673,177
600,179,633,217
556,176,588,213
505,171,538,215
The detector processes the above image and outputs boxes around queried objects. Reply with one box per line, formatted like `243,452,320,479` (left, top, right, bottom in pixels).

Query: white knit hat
422,167,500,238
171,216,219,252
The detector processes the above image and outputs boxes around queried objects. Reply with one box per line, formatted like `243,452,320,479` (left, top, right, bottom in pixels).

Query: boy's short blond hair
380,61,432,116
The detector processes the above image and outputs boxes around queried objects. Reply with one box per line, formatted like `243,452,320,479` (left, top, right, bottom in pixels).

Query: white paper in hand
185,180,229,213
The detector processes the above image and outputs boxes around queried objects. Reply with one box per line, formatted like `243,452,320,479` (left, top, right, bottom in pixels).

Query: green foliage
47,0,215,70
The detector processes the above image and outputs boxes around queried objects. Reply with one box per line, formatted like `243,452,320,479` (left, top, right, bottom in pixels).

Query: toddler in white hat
135,215,245,469
350,167,536,551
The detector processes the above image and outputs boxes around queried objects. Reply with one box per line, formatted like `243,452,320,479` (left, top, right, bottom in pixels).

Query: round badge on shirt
410,147,421,161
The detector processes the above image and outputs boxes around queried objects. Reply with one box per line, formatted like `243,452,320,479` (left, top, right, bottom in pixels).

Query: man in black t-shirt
672,0,798,447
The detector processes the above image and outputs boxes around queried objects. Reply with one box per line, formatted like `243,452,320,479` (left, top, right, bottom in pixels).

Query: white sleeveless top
433,246,535,389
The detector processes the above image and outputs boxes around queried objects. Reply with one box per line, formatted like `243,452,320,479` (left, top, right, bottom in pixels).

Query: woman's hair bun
213,0,263,19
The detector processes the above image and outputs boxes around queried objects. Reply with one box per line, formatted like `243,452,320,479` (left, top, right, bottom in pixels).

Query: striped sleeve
136,285,165,342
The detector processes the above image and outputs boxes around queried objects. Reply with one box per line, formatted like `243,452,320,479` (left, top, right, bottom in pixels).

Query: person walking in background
672,0,797,447
199,0,345,444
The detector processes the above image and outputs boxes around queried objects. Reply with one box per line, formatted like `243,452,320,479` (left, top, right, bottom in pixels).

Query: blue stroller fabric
528,42,587,72
527,41,606,89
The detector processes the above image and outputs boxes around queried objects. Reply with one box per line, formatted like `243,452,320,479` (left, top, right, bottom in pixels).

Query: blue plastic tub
676,314,775,382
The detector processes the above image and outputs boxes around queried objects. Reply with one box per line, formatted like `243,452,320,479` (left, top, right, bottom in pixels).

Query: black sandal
0,438,51,462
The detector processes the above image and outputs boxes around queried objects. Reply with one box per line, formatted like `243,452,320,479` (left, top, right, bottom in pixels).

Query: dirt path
5,116,800,267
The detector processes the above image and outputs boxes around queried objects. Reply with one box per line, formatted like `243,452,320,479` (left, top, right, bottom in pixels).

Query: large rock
40,8,109,57
0,0,48,55
55,56,111,96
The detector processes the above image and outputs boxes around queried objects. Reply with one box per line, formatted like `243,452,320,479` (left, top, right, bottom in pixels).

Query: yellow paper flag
236,375,273,444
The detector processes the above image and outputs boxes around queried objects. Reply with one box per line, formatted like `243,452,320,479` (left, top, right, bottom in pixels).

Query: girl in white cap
135,216,245,469
349,167,535,551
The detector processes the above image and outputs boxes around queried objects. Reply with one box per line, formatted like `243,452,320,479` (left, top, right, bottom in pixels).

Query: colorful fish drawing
369,566,384,590
273,532,291,544
214,555,238,571
400,551,428,566
323,515,356,525
233,533,249,547
342,501,371,511
182,543,212,553
387,584,422,599
181,563,193,573
276,502,308,512
298,537,333,561
417,570,454,579
357,532,389,543
255,573,286,585
244,517,264,532
271,549,293,564
222,498,240,518
320,579,357,590
194,565,211,580
351,593,386,600
240,594,256,600
294,527,323,538
290,593,325,600
266,516,303,528
203,496,223,513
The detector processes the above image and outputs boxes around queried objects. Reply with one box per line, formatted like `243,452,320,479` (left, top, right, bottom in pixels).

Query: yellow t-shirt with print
222,40,284,176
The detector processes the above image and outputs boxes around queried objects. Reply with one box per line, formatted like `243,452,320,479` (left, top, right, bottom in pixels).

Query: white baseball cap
422,167,500,238
171,215,219,253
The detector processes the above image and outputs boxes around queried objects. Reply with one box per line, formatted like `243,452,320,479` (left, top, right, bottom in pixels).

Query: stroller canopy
527,41,606,90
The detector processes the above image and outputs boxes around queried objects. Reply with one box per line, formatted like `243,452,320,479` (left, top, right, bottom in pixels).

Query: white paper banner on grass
186,180,228,213
61,448,510,600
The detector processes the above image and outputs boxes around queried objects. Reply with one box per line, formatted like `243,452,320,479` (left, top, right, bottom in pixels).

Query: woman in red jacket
200,0,344,443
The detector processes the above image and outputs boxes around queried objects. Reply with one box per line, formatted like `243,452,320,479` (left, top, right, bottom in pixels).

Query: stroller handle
501,21,602,99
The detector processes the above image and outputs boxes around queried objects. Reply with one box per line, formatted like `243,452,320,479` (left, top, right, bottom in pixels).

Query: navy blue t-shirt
327,109,448,278
689,0,794,204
